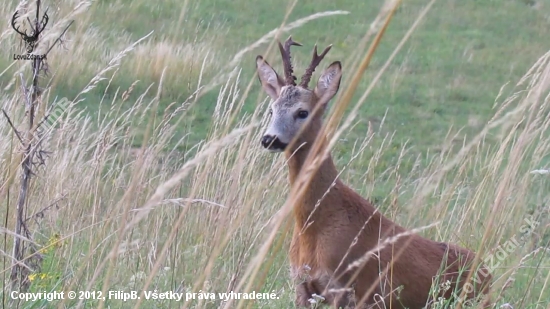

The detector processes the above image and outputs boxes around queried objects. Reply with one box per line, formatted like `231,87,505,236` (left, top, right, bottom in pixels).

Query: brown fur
285,143,491,308
256,43,492,308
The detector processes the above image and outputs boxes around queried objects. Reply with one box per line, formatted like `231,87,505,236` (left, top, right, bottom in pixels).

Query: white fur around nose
264,111,292,144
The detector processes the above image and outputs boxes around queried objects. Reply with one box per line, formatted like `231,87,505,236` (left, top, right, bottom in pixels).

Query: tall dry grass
1,0,549,308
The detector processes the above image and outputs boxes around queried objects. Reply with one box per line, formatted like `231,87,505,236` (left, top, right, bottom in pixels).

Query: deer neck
284,139,340,228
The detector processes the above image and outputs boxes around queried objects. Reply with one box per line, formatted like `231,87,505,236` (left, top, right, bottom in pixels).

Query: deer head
256,36,342,153
11,9,49,54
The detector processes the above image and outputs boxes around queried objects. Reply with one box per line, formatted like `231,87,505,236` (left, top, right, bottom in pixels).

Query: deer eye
297,110,309,119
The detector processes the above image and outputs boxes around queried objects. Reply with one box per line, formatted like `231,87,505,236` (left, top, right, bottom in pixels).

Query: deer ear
314,61,342,107
256,56,284,100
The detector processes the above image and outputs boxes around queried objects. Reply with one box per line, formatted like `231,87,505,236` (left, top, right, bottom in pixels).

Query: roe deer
256,37,492,308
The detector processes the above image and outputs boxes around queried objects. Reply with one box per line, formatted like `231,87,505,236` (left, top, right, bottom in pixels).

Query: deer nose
261,135,275,148
261,135,287,151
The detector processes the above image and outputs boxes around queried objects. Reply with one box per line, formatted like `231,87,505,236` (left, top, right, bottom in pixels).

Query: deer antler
37,8,49,36
278,36,302,86
11,11,31,39
299,44,332,89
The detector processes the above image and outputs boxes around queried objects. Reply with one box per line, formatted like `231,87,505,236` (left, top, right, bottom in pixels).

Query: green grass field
1,0,550,308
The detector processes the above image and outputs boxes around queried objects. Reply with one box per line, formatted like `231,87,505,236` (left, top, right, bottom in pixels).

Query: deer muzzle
261,135,287,152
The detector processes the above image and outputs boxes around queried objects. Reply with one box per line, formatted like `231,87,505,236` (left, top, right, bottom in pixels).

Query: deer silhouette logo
11,6,49,54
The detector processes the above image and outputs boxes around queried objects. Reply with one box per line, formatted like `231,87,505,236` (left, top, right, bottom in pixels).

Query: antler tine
39,8,49,32
11,12,18,31
11,11,30,38
299,44,333,88
278,36,302,85
35,15,49,37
